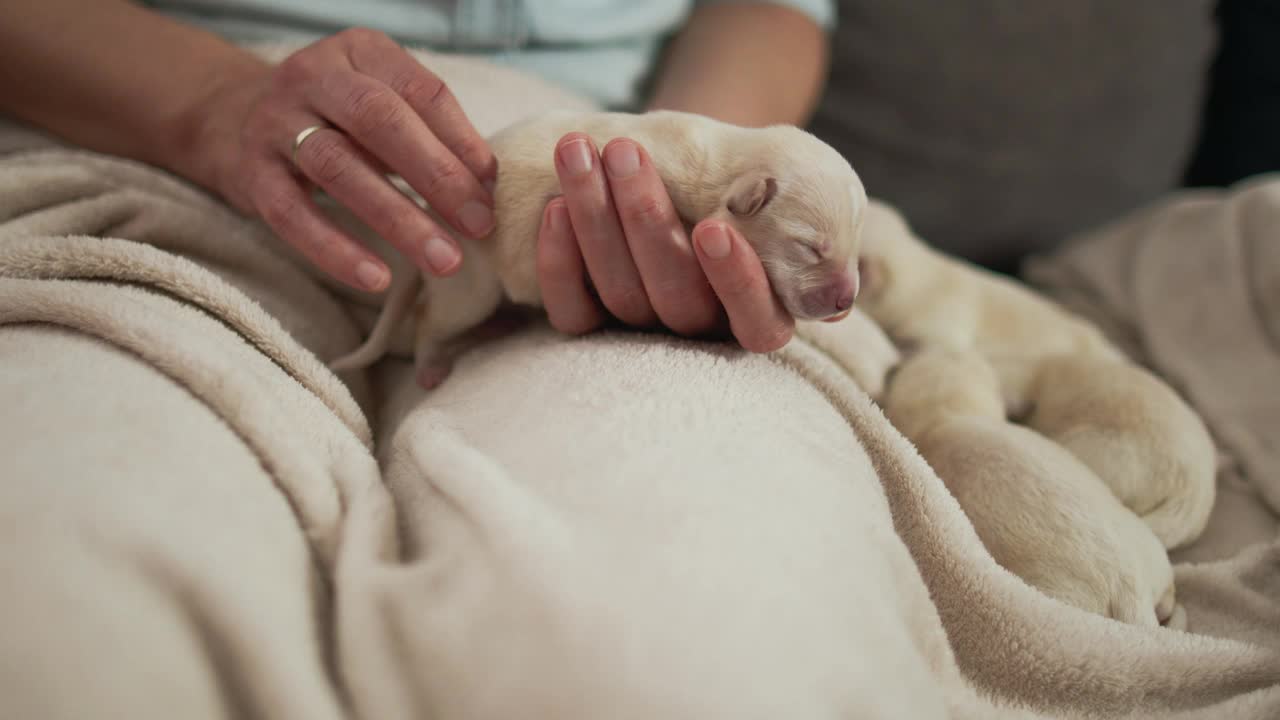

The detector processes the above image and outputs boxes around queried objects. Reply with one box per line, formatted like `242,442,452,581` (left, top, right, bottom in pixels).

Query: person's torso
140,0,695,108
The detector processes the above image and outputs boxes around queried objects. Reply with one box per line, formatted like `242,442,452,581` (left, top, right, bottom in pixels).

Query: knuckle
550,307,600,336
398,71,450,111
657,290,717,335
343,84,407,138
536,242,574,284
239,112,273,150
275,51,314,84
421,159,468,201
306,135,354,186
604,285,654,325
380,205,427,242
256,185,300,229
718,271,758,300
273,64,314,97
622,193,671,228
338,26,389,48
746,323,793,353
454,138,497,177
260,198,331,264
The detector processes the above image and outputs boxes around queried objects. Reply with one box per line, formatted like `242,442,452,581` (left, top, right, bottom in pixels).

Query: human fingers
600,138,720,336
286,120,465,277
249,161,392,292
691,220,794,353
554,133,658,327
305,67,495,243
537,197,607,335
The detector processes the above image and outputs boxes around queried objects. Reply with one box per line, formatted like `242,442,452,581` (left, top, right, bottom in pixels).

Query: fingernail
558,139,593,177
547,201,569,234
458,200,494,237
356,260,389,291
604,141,639,178
424,235,461,274
697,224,732,260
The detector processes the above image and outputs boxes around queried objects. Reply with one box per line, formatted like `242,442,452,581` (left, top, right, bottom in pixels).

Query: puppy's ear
727,174,778,217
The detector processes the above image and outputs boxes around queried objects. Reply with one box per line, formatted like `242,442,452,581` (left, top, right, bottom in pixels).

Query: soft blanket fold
1,45,1278,720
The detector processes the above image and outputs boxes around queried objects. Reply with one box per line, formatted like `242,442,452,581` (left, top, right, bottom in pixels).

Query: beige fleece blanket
1,46,1278,719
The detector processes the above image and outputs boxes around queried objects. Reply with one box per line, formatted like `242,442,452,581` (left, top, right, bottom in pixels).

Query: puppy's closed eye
802,238,831,263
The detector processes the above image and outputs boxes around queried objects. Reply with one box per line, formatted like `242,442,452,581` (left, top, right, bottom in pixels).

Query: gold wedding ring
291,124,327,166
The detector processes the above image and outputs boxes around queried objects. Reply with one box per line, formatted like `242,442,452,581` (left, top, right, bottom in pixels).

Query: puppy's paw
411,307,532,391
1105,585,1162,627
1155,583,1186,629
1030,544,1175,628
415,360,453,390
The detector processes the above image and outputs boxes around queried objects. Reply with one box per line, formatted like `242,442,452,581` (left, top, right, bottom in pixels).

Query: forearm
645,2,830,127
0,0,267,190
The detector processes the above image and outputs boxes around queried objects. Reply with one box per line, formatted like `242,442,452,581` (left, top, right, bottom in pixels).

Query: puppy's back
1023,355,1217,549
485,111,727,303
884,348,1004,438
915,415,1170,626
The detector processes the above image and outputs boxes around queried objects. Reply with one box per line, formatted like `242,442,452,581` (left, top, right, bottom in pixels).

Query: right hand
196,28,497,292
535,134,795,353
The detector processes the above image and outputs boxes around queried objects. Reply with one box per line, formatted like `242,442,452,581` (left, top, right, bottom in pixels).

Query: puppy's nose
835,270,857,311
803,268,859,320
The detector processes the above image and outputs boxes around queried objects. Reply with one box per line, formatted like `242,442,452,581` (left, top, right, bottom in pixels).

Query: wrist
162,54,271,211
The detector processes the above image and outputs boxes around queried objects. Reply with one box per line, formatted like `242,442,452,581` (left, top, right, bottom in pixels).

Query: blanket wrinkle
0,235,371,447
0,151,376,439
794,343,1280,717
0,277,373,567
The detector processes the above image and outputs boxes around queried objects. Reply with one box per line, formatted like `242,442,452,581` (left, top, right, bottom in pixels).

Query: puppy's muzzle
802,268,859,321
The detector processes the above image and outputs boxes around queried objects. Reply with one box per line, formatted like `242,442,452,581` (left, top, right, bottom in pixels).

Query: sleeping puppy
856,200,1216,551
852,200,1122,366
794,308,902,399
1019,356,1217,550
329,110,867,388
883,347,1179,627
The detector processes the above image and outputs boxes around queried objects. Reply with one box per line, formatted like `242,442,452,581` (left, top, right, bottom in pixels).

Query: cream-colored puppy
1019,356,1217,550
330,110,867,387
793,308,902,399
853,200,1121,366
883,348,1179,627
856,200,1215,550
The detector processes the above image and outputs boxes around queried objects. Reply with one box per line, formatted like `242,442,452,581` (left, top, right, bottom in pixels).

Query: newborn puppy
855,200,1216,550
793,308,901,399
1020,356,1217,550
853,200,1122,368
330,110,866,387
884,347,1179,627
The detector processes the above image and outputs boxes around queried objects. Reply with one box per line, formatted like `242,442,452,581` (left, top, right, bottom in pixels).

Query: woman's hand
200,28,498,292
536,134,795,353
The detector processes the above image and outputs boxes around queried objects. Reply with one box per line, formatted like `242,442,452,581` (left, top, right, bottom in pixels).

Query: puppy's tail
330,270,423,373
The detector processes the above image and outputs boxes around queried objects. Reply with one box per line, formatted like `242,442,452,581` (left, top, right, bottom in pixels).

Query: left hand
535,133,795,353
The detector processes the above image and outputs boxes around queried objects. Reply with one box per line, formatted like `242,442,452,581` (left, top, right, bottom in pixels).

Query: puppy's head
718,127,866,322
